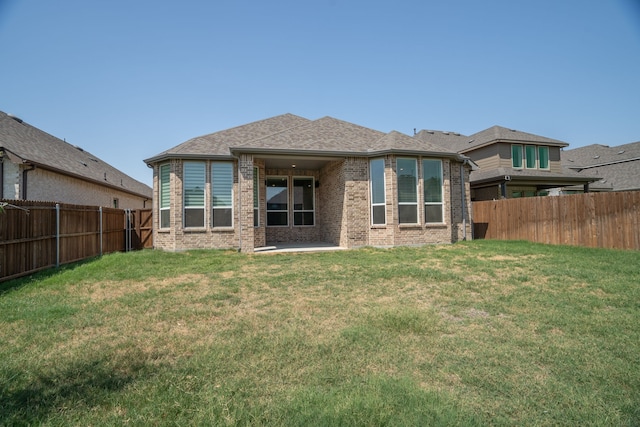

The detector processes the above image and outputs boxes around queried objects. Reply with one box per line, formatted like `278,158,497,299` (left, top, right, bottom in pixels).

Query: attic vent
427,130,434,134
104,172,107,181
89,158,99,162
8,114,23,123
442,132,449,135
78,160,87,167
74,145,84,152
593,155,600,159
510,129,517,132
467,139,475,144
617,150,625,154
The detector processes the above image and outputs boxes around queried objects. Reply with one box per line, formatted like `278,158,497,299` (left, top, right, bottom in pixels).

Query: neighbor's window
525,145,537,169
512,145,523,169
267,176,288,226
293,177,314,226
370,158,386,225
538,146,549,169
253,167,259,227
397,158,418,224
212,162,233,227
184,162,205,227
423,159,443,223
159,163,170,228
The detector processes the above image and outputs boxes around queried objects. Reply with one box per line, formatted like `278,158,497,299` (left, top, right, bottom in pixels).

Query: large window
370,158,386,225
525,145,537,169
267,176,288,226
293,177,314,226
212,162,233,227
397,158,418,224
538,146,549,169
159,163,170,228
423,159,443,223
184,162,205,228
512,145,523,169
253,167,259,227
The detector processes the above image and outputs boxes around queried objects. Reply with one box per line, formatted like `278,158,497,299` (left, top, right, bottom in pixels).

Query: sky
1,0,639,187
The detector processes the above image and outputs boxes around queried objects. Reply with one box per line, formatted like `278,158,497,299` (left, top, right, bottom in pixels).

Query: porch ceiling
260,155,335,170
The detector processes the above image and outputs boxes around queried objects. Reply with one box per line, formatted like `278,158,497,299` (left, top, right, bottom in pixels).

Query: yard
1,240,638,426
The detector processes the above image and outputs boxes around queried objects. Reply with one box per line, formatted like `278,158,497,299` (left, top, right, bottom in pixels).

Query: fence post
99,206,103,256
125,209,131,252
55,203,60,268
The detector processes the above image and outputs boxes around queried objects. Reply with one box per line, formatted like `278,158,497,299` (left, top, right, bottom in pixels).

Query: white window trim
266,175,289,227
183,161,206,229
422,158,444,224
159,163,170,229
370,158,386,226
397,158,419,225
512,144,524,169
211,161,234,229
293,176,315,227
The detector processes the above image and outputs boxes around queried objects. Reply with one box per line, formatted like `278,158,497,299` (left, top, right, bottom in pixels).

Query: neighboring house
144,114,474,252
561,141,640,192
0,111,152,208
415,125,601,200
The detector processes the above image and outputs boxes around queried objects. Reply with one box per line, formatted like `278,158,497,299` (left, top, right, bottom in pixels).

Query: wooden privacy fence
472,191,640,250
0,200,153,282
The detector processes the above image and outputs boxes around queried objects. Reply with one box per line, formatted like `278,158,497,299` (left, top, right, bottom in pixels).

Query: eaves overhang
471,173,600,188
459,138,569,154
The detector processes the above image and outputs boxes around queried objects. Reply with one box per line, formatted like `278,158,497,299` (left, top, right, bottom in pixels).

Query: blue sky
1,0,639,187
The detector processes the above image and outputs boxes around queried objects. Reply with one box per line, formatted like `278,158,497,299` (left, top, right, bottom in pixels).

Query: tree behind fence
0,200,152,282
472,191,640,250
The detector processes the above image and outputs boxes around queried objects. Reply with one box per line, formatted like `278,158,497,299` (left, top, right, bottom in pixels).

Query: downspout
232,154,242,252
22,163,36,200
0,150,4,199
460,163,466,241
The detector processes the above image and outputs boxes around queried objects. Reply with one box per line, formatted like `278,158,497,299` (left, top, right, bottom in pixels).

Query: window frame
159,163,171,229
183,161,206,228
211,161,234,228
525,145,537,169
538,146,550,170
422,158,444,224
512,144,524,169
253,167,259,227
293,176,315,226
266,176,289,227
396,158,419,225
370,158,386,226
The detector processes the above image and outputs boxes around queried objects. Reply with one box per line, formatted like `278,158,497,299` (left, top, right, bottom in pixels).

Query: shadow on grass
0,257,98,295
0,353,149,425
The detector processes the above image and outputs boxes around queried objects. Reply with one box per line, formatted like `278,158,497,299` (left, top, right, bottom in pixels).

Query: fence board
472,191,640,250
1,200,153,282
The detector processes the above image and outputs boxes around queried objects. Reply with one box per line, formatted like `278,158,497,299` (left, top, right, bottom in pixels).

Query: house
144,114,474,252
415,125,601,200
0,111,152,208
561,141,640,192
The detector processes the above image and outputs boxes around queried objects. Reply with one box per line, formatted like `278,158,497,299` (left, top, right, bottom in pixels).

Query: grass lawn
1,240,639,426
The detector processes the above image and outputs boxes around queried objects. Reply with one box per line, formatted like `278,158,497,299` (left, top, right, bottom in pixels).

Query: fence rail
0,200,153,282
472,191,640,250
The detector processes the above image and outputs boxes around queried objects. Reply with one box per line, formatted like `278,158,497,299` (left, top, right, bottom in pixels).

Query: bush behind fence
0,200,152,282
472,191,640,250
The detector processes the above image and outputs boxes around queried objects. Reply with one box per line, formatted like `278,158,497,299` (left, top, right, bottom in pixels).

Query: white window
538,146,550,170
293,177,314,226
423,159,443,223
184,162,205,228
212,162,233,227
370,158,386,225
159,163,170,228
266,176,288,226
253,167,259,227
525,145,537,169
512,145,523,169
397,158,418,224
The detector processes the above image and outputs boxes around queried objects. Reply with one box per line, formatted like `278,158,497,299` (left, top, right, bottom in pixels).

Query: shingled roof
146,114,464,163
0,111,151,198
562,141,640,191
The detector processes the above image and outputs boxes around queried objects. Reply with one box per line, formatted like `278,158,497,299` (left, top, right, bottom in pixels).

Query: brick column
238,154,255,253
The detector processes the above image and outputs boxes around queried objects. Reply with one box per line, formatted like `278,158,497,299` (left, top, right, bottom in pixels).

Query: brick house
0,111,152,208
144,114,474,252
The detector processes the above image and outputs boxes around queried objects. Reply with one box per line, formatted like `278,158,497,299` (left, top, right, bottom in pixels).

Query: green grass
1,240,639,426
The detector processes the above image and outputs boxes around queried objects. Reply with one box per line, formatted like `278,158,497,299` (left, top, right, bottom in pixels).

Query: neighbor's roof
0,111,151,198
146,114,464,163
562,141,640,191
470,166,604,188
417,125,569,154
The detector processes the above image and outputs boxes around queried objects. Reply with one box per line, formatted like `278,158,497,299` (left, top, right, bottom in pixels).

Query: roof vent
442,132,449,135
427,130,434,134
467,139,475,144
74,145,84,152
617,150,625,154
593,155,600,159
8,114,23,123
